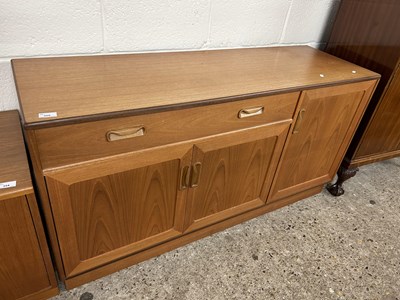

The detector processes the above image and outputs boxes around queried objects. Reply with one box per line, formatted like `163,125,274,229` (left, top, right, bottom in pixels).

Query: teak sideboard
12,46,379,289
0,111,58,300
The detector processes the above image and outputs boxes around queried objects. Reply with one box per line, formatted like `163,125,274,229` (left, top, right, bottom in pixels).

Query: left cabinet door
45,144,193,278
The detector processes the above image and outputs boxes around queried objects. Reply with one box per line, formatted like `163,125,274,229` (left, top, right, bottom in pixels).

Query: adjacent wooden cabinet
325,0,400,195
0,111,58,300
12,46,379,289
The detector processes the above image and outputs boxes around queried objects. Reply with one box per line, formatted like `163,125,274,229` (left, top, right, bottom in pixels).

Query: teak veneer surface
12,46,379,126
0,110,33,200
11,46,380,289
0,110,59,299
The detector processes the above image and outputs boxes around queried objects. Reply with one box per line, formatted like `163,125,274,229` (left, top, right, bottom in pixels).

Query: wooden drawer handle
106,126,145,142
238,106,264,119
293,109,306,134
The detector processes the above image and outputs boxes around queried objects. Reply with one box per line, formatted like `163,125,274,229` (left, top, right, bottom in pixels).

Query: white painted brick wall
0,0,340,111
103,0,210,51
208,0,291,47
282,0,340,43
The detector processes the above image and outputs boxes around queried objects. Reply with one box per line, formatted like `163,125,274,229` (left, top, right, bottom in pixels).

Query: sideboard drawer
36,92,299,169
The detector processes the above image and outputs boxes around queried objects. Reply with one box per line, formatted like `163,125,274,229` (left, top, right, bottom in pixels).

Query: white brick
103,0,210,52
0,0,103,57
0,60,19,111
208,0,291,48
282,0,340,44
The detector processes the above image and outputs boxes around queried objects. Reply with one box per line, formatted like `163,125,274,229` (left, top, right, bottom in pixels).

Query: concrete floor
52,158,400,300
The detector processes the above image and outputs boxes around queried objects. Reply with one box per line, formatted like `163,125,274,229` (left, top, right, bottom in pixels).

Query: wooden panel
0,196,50,299
70,160,179,261
0,111,33,201
45,144,192,277
25,193,59,292
23,129,67,282
12,46,379,126
35,92,299,169
269,81,376,202
325,0,400,162
355,65,400,157
184,122,290,232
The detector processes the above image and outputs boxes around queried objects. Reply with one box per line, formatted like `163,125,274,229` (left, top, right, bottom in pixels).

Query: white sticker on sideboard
0,181,17,189
38,112,58,118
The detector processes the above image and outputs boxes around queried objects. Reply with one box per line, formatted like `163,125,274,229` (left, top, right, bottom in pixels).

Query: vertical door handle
190,162,202,188
179,165,191,190
293,109,306,134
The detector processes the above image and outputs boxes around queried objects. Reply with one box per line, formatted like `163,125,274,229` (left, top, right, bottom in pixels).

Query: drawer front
36,92,299,169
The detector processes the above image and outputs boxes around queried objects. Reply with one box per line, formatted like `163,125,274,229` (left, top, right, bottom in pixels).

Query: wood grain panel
325,0,400,163
269,81,376,202
45,145,192,277
0,110,58,299
0,111,33,201
12,46,378,126
70,160,179,261
192,139,274,219
23,129,67,282
184,122,291,232
355,64,400,157
35,92,298,169
0,196,50,299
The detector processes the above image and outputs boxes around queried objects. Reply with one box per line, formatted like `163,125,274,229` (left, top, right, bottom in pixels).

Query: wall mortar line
279,0,294,43
99,0,107,52
205,0,213,49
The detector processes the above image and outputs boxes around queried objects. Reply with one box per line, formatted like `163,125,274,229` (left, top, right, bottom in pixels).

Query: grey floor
52,158,400,300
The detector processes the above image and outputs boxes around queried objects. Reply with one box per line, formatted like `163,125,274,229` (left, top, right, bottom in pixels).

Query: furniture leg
327,165,359,196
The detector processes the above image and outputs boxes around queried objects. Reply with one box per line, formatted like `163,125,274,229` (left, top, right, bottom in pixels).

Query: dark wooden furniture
0,110,58,300
325,0,400,196
12,46,379,289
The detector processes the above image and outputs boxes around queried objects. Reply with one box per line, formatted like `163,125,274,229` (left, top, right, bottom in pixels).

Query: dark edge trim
22,75,380,130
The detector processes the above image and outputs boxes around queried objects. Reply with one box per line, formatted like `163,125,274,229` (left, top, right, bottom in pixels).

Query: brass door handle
106,126,145,142
293,109,306,134
238,106,264,119
190,162,202,188
179,165,191,190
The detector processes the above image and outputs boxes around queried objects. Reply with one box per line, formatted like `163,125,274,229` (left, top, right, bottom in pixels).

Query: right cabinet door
268,81,376,202
184,122,291,233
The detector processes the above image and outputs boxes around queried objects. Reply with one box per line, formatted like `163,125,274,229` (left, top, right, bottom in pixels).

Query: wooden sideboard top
0,110,33,200
12,46,379,128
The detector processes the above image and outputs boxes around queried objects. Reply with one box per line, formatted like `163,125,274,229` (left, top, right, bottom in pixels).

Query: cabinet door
0,196,51,299
268,81,376,202
45,144,192,278
184,122,291,232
